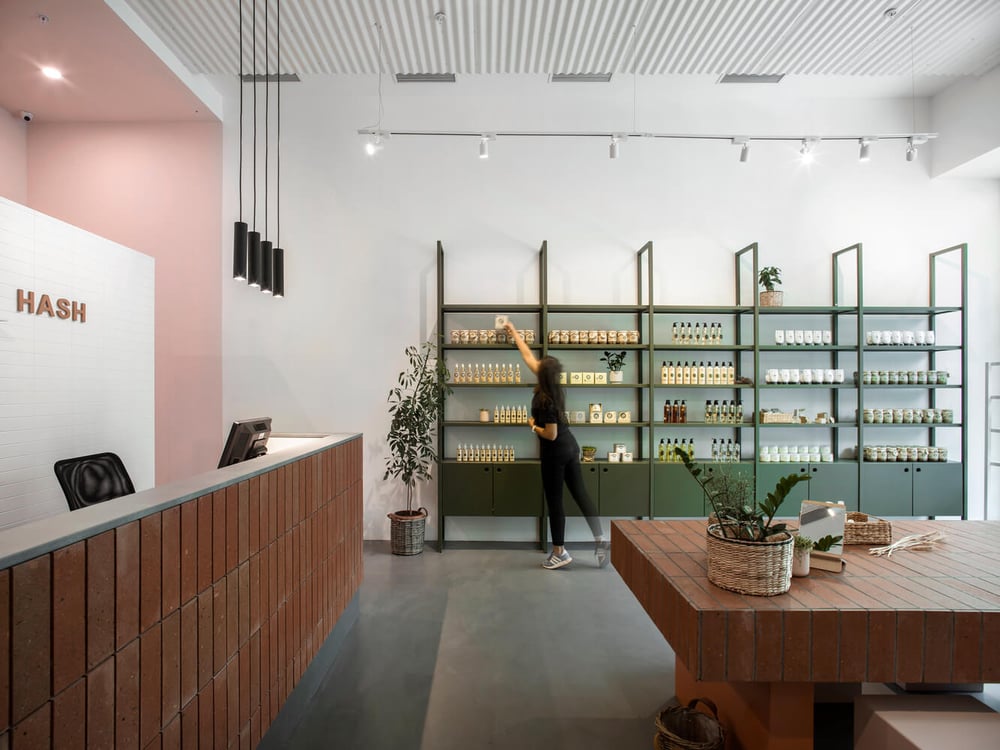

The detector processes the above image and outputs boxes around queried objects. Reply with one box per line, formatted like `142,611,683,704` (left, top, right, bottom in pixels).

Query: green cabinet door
860,464,913,516
492,463,543,516
912,463,964,517
756,463,811,519
653,463,706,516
807,463,859,511
441,463,493,516
565,464,601,517
599,463,650,517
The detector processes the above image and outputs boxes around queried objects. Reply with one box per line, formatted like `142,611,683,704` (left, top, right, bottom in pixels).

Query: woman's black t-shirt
531,392,579,460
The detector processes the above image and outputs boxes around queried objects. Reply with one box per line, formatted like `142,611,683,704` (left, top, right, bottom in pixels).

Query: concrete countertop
0,432,361,570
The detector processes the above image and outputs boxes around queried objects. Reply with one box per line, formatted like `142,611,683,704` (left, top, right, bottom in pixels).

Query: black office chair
54,452,135,511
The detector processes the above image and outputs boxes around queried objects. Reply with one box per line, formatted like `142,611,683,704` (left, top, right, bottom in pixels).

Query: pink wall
0,109,27,203
27,121,222,485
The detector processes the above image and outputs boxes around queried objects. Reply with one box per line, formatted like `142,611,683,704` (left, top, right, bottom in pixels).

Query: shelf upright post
539,240,547,547
637,241,654,517
929,243,968,517
734,243,758,475
437,241,446,551
832,242,862,497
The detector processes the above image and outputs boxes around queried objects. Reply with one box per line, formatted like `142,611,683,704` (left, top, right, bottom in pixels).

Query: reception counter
0,432,363,749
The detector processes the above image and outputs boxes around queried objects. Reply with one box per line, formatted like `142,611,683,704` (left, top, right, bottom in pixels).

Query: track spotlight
733,138,749,162
360,129,390,156
479,134,495,159
906,137,917,162
859,138,873,162
799,139,816,164
609,136,619,159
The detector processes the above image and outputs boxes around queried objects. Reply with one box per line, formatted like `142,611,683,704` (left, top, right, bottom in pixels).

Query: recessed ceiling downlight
41,66,62,80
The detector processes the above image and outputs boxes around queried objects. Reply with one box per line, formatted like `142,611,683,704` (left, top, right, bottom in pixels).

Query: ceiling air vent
395,73,456,83
240,73,301,82
551,73,613,83
718,73,785,84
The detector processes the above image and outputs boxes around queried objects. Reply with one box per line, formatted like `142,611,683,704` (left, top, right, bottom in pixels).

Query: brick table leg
675,659,814,750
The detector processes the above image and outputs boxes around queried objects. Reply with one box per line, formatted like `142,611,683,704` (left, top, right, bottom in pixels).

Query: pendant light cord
277,0,281,247
910,24,916,132
264,0,269,240
238,0,243,220
251,0,257,231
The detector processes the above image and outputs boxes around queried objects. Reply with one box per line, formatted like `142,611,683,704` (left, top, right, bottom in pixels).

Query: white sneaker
542,551,573,570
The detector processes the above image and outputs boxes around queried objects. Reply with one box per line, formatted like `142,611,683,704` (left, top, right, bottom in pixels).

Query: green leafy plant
600,350,627,371
581,445,597,452
794,534,815,550
813,534,844,552
758,266,783,292
384,340,452,514
681,451,808,540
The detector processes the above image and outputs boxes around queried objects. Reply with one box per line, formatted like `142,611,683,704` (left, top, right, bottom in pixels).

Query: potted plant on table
384,339,452,555
758,266,784,307
792,535,814,577
680,451,808,595
581,445,598,462
601,350,627,383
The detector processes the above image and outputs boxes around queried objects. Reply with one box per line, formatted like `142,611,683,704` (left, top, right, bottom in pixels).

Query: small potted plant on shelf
581,446,598,462
758,266,784,307
680,451,808,596
384,339,452,555
601,350,627,383
793,535,814,577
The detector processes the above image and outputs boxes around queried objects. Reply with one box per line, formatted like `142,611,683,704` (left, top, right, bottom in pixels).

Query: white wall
0,197,155,528
219,76,1000,537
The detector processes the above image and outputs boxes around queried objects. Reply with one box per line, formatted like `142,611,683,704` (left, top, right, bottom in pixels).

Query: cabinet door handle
904,467,909,473
602,467,609,473
484,466,491,473
915,467,921,473
811,467,818,473
588,467,597,473
800,467,808,473
495,467,502,474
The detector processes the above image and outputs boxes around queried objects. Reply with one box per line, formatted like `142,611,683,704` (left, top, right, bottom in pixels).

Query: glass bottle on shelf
515,364,522,383
658,438,667,462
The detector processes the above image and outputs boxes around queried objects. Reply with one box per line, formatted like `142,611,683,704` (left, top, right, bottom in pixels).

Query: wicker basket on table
706,524,793,596
654,698,725,750
844,511,892,545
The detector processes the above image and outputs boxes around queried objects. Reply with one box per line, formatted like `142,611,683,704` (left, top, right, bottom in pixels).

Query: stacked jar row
861,408,954,424
450,329,536,345
863,445,949,462
857,370,950,385
548,329,640,344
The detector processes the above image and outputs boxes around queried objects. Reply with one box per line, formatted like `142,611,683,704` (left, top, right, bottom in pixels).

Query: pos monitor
218,417,272,468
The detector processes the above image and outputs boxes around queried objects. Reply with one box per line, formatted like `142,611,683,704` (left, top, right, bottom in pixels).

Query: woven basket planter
844,511,892,545
759,290,784,307
705,523,793,596
654,698,725,750
388,507,428,555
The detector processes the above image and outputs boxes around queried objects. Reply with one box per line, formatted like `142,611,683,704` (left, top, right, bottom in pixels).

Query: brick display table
611,519,1000,750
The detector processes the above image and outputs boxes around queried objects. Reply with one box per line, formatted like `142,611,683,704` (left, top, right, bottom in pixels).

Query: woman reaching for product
504,321,609,570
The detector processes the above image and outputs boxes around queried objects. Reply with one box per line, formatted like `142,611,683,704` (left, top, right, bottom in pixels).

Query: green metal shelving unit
436,239,969,549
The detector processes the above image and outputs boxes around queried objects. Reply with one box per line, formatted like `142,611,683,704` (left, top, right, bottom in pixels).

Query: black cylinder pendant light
232,0,248,281
260,0,273,295
272,0,285,299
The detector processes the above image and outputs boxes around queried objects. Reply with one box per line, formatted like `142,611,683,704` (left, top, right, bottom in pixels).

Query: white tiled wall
0,197,154,529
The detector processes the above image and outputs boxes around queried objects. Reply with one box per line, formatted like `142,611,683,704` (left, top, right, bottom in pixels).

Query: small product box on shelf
570,372,583,384
618,411,631,423
613,443,627,454
589,403,603,423
582,372,595,384
608,452,621,462
621,452,634,463
603,411,617,424
559,372,567,384
594,372,607,384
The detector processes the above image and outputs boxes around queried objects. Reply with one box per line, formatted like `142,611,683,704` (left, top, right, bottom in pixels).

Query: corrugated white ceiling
124,0,1000,80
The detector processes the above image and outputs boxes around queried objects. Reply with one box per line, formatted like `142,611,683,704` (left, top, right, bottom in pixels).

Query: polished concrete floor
270,543,998,750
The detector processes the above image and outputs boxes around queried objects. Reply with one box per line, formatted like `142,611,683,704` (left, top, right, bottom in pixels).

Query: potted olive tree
758,266,784,307
384,339,451,555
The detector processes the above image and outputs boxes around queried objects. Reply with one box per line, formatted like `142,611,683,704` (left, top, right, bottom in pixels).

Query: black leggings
541,453,602,546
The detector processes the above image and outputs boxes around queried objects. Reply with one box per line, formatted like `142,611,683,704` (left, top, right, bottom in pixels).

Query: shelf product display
436,240,967,548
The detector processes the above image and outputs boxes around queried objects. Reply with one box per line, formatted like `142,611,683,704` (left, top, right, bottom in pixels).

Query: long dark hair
535,357,565,420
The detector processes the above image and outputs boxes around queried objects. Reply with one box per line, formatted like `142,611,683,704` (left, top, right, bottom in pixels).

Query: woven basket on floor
388,507,428,555
844,511,892,545
706,523,793,596
654,698,725,750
